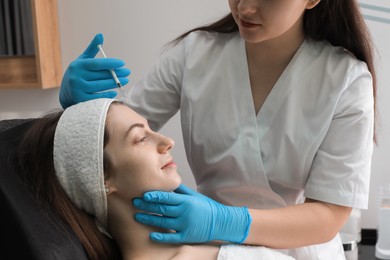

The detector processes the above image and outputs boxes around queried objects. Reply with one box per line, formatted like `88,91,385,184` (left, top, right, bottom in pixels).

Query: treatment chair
0,119,90,259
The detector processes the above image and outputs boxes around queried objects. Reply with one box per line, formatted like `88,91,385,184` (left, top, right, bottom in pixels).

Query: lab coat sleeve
126,35,193,131
304,61,374,209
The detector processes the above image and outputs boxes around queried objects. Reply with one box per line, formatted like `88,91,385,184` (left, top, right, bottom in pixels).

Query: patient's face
104,104,181,199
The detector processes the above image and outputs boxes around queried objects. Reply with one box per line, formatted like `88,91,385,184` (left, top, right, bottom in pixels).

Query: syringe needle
97,44,126,99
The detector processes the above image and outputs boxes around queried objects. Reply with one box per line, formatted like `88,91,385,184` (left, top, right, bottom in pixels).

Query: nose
157,133,175,153
237,0,257,15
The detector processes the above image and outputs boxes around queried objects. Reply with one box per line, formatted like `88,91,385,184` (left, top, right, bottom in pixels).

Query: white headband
53,98,114,232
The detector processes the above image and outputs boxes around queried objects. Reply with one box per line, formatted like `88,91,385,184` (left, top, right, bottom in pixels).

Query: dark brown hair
15,110,118,260
172,0,377,141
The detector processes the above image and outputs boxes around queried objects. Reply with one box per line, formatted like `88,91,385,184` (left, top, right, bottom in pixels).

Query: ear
306,0,321,10
104,180,117,195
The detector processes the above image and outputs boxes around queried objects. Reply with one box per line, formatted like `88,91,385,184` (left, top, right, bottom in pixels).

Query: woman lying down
14,99,294,260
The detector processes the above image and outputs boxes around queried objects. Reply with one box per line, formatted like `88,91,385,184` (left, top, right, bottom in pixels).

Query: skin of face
228,0,318,43
104,104,182,201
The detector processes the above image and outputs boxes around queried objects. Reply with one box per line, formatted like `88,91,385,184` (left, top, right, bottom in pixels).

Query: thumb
150,232,183,244
174,184,198,196
78,33,104,59
175,184,211,200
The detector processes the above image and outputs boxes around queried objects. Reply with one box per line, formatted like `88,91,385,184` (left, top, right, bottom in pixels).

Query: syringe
97,44,126,99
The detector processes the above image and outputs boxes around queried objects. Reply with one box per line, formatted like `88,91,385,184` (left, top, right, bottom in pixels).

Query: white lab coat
127,31,374,259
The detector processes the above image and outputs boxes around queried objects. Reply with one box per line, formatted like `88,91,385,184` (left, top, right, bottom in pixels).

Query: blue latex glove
133,184,252,244
59,33,131,108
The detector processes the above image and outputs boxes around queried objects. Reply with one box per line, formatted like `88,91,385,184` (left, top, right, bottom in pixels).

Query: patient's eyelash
138,136,147,143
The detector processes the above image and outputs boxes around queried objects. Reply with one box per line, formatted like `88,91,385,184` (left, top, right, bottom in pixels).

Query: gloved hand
59,33,131,108
133,184,252,244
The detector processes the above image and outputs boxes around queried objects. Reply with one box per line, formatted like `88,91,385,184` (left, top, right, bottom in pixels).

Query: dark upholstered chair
0,119,90,259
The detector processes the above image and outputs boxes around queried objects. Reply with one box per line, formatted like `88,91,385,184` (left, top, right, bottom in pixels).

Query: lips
161,159,176,169
239,18,259,29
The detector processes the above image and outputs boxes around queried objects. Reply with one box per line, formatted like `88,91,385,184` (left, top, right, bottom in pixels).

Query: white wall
0,0,388,229
359,0,390,229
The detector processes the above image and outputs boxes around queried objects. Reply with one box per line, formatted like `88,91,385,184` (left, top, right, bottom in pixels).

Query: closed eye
124,123,145,141
138,136,147,143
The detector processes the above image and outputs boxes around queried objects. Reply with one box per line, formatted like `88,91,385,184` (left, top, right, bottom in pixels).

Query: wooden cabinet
0,0,62,89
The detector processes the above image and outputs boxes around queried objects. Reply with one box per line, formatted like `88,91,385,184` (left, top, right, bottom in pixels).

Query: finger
142,191,186,205
79,68,130,82
150,232,184,244
134,213,176,230
78,58,126,71
78,33,104,59
174,184,198,196
88,91,117,100
133,199,183,217
72,90,117,104
75,77,128,95
70,77,112,93
115,67,131,78
118,77,129,86
82,79,124,93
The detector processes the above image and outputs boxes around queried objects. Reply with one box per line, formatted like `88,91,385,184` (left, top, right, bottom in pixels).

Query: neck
107,195,180,260
245,16,305,69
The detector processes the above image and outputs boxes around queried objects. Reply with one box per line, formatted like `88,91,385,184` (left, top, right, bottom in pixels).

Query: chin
169,175,182,191
169,172,182,189
170,178,182,191
173,181,182,190
157,179,182,192
239,32,266,44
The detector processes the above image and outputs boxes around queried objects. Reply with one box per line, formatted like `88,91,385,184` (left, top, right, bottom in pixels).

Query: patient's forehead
107,104,148,131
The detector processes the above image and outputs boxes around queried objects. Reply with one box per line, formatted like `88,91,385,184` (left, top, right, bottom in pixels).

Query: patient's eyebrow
124,123,145,138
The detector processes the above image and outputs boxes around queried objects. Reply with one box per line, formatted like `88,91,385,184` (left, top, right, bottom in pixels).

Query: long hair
171,0,377,141
14,111,118,260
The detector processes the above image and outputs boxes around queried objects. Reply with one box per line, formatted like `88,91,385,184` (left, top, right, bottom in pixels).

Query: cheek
120,160,157,186
113,147,149,173
112,152,182,194
262,12,296,37
113,156,144,183
139,169,182,194
275,4,305,25
228,0,238,13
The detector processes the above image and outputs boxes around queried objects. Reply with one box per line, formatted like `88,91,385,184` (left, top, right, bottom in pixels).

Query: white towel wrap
53,98,114,233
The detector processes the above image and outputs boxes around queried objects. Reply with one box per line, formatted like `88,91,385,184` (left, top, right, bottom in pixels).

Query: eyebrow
124,123,145,138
